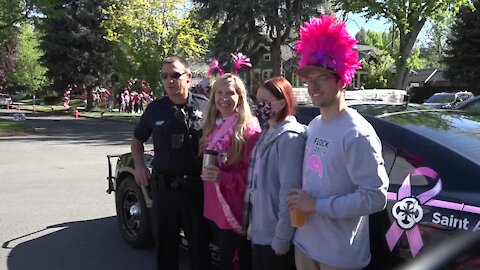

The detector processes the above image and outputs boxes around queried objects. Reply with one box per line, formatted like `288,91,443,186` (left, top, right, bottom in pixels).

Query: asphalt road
0,109,159,269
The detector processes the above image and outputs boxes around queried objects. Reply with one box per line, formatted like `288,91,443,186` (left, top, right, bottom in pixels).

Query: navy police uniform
134,92,210,270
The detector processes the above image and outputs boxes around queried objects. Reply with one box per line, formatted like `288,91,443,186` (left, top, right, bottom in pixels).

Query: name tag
155,120,164,126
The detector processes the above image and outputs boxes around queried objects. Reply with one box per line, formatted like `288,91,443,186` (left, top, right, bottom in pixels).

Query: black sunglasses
161,72,187,80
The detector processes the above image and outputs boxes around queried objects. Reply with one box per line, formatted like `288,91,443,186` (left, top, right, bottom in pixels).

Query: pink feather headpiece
294,15,361,86
207,60,225,78
207,52,252,78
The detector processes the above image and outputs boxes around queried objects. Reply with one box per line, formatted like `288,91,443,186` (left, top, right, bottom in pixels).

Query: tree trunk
394,59,409,90
271,37,282,77
394,20,426,90
86,85,94,112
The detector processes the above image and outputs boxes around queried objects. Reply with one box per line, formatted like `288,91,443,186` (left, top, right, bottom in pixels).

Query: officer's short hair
164,56,190,72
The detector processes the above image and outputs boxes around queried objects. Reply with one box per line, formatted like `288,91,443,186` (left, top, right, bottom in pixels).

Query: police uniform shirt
134,92,208,176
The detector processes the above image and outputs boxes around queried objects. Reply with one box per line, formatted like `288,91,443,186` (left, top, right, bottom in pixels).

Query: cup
203,150,218,167
290,209,306,227
202,150,218,182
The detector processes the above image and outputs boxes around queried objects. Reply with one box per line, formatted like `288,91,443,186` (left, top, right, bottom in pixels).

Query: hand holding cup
201,165,220,182
202,150,220,182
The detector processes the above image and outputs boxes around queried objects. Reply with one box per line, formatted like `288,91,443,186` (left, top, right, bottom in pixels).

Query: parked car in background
105,103,480,269
0,94,12,108
422,91,474,108
455,95,480,114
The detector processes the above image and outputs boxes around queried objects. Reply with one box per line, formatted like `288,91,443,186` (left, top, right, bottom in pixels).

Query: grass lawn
82,111,141,123
0,119,34,135
21,105,70,112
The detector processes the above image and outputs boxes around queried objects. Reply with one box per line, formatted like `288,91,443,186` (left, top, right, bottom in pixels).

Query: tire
115,175,153,248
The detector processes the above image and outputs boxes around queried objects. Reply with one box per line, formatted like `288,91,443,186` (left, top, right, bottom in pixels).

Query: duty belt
151,171,200,191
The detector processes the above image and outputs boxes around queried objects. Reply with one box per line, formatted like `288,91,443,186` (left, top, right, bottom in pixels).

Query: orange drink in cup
290,209,306,227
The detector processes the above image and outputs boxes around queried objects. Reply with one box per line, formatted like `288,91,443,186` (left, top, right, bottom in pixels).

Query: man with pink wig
286,15,389,270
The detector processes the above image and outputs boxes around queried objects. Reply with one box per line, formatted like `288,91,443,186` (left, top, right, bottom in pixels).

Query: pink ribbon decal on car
385,167,442,257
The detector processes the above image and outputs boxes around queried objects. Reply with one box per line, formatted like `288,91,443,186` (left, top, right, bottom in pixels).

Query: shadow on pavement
0,112,139,146
3,217,156,270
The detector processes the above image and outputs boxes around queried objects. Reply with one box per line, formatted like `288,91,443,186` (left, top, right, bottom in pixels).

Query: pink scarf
207,112,245,235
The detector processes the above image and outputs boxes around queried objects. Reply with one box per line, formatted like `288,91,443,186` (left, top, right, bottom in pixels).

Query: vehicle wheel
115,175,153,248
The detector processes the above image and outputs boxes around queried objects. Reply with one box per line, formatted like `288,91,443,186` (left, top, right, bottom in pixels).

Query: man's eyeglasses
303,75,336,86
161,72,187,80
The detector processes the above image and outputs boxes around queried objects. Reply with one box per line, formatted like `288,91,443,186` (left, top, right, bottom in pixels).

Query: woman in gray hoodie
243,77,307,270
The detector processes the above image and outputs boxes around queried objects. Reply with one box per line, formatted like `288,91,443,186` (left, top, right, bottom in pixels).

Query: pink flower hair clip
207,52,253,78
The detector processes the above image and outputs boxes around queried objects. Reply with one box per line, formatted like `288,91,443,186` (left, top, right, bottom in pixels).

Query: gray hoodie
246,118,307,254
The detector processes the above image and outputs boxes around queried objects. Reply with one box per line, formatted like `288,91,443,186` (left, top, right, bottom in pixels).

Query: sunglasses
161,72,187,80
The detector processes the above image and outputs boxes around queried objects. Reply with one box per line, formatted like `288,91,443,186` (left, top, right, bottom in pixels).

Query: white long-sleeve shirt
294,108,389,269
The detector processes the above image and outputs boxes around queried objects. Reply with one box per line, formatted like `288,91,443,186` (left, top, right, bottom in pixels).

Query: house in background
189,43,379,99
248,43,375,95
407,68,477,103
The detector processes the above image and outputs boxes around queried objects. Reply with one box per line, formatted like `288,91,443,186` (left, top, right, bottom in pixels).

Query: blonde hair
200,73,253,165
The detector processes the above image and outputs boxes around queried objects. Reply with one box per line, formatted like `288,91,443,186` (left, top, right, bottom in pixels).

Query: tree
0,36,19,91
337,0,473,89
8,23,50,95
418,18,452,68
0,0,61,41
444,0,480,93
102,0,217,94
193,0,325,76
357,29,396,88
40,0,113,111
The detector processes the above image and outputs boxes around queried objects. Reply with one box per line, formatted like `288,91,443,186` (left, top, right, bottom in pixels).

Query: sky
344,12,429,46
344,13,392,37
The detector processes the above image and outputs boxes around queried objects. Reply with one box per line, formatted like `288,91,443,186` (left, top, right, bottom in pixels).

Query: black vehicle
455,95,480,115
296,104,480,269
106,104,480,269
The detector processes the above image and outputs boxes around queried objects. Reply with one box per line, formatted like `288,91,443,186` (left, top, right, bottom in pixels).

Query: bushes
43,95,61,105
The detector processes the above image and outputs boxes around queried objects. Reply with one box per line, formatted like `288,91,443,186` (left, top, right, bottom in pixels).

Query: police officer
131,56,210,270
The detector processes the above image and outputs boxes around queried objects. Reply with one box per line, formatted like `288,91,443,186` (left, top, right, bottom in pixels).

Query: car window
387,149,428,186
462,101,480,114
426,94,455,103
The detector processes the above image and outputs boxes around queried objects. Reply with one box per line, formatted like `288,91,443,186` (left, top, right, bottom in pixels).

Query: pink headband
208,52,252,78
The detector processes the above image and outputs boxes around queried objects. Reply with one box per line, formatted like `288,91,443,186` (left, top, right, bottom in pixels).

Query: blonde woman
200,73,261,270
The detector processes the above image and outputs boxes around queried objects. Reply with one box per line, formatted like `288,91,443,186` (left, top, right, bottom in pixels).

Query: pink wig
294,15,361,86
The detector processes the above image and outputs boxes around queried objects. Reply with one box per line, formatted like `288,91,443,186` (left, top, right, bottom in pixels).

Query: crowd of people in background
119,89,153,114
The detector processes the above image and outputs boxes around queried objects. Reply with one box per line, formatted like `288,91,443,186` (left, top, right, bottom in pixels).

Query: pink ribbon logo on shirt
385,167,442,257
306,155,323,177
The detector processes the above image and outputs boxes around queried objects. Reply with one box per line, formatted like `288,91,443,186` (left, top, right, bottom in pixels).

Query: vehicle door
366,117,469,269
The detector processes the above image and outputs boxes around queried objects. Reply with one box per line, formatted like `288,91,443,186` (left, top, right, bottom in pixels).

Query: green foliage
0,36,19,89
8,23,50,93
357,28,427,88
444,0,480,92
418,19,451,68
361,53,395,88
43,95,60,105
102,0,216,94
40,0,113,110
0,0,62,41
193,0,325,76
357,29,396,88
337,0,473,89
